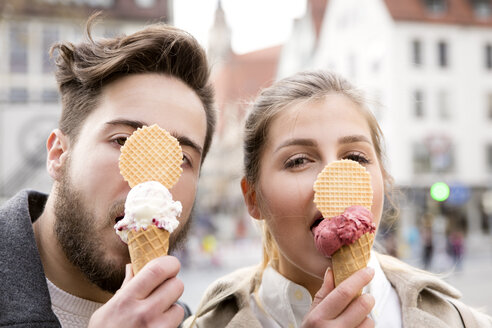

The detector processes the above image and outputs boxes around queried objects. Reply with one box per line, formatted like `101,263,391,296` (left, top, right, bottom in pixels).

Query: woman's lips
310,211,324,231
310,218,324,232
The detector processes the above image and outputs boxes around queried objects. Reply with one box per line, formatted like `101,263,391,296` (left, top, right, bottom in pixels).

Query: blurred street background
1,0,492,316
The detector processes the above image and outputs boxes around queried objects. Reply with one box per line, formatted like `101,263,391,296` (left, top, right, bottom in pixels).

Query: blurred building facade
0,0,173,201
3,0,492,263
195,1,282,241
277,0,492,256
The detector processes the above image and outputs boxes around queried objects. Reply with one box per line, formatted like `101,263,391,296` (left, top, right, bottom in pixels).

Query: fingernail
125,263,132,276
364,267,375,276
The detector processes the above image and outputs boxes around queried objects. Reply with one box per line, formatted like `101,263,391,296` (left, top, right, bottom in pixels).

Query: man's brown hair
51,15,216,161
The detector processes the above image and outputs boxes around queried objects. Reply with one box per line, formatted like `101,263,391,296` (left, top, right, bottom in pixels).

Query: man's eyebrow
105,119,203,156
338,135,372,145
274,138,318,153
175,135,203,157
105,119,147,130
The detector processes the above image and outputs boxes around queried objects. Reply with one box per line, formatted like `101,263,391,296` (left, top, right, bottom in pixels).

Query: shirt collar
256,265,312,328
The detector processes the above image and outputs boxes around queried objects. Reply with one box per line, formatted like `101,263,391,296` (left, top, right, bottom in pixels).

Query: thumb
311,267,335,310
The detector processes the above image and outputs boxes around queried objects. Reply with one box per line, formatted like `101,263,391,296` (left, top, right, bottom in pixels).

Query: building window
42,26,59,73
412,39,422,66
104,26,121,38
438,90,450,119
9,24,28,73
438,41,448,67
487,144,492,172
424,0,447,13
135,0,155,8
41,89,59,103
0,90,6,103
414,137,454,174
414,90,425,118
413,142,431,173
473,0,492,18
9,88,28,103
486,44,492,69
488,93,492,119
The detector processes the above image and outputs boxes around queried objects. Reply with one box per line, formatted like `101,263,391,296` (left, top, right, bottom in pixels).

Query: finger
120,263,133,289
146,276,184,315
122,256,181,299
357,315,375,328
156,303,185,328
319,267,374,318
337,293,375,327
310,267,334,310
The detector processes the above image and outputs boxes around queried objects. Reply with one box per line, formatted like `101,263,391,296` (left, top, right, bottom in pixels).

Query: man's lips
115,215,124,224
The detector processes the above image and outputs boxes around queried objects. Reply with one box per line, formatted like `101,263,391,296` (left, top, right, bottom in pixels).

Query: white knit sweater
46,278,103,328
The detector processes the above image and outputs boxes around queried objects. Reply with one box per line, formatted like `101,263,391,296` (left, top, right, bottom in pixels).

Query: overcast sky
173,0,306,54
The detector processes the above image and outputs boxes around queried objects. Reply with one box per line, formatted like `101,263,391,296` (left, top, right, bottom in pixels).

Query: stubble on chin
53,159,126,293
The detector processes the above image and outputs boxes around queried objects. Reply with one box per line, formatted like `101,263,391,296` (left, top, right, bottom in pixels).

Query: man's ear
46,129,69,181
241,177,261,220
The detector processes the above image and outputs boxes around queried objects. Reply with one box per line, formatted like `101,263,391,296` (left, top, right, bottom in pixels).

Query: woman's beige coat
184,253,492,328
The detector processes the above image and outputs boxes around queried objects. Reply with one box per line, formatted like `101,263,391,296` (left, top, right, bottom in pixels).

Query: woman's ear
241,177,261,220
46,129,69,181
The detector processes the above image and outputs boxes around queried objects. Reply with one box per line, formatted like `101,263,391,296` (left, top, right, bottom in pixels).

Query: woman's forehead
266,95,371,144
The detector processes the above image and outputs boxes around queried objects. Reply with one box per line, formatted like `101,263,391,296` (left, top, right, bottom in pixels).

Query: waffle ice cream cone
116,124,183,274
313,160,375,290
331,233,374,290
128,226,170,274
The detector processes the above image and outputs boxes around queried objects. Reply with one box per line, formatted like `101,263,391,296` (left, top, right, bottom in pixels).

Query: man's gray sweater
0,190,61,327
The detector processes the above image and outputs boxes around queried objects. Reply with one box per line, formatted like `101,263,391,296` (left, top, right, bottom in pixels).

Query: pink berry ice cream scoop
312,205,375,257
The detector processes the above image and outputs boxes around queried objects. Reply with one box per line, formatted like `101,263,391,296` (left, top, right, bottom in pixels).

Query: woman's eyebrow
274,138,318,153
338,135,372,145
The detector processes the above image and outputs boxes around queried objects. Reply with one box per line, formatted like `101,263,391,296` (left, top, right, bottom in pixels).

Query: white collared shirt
250,251,402,328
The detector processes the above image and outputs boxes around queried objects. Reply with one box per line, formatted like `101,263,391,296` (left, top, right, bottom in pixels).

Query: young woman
185,71,491,328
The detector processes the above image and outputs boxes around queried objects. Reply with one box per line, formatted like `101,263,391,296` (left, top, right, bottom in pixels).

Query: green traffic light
430,182,450,202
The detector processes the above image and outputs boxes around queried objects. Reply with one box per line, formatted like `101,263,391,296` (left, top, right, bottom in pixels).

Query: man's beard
53,158,193,294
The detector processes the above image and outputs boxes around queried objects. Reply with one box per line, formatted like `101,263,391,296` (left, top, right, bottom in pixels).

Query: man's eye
114,137,127,146
181,154,192,168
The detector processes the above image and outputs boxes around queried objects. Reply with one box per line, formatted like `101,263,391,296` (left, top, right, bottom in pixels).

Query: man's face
53,73,207,292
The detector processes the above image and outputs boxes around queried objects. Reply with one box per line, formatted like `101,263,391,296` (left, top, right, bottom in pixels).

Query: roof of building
384,0,492,26
212,45,282,109
0,0,172,21
211,45,282,134
310,0,329,40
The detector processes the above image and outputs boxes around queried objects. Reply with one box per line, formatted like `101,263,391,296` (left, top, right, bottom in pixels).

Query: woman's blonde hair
243,70,395,284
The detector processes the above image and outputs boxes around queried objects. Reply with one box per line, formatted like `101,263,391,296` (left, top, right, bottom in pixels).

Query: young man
0,17,216,327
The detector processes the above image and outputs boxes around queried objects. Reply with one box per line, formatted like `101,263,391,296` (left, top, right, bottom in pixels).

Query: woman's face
255,94,384,290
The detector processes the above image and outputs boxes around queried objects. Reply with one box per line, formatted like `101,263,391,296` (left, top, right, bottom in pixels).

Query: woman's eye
285,155,310,169
181,154,192,168
344,152,370,165
114,137,127,147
